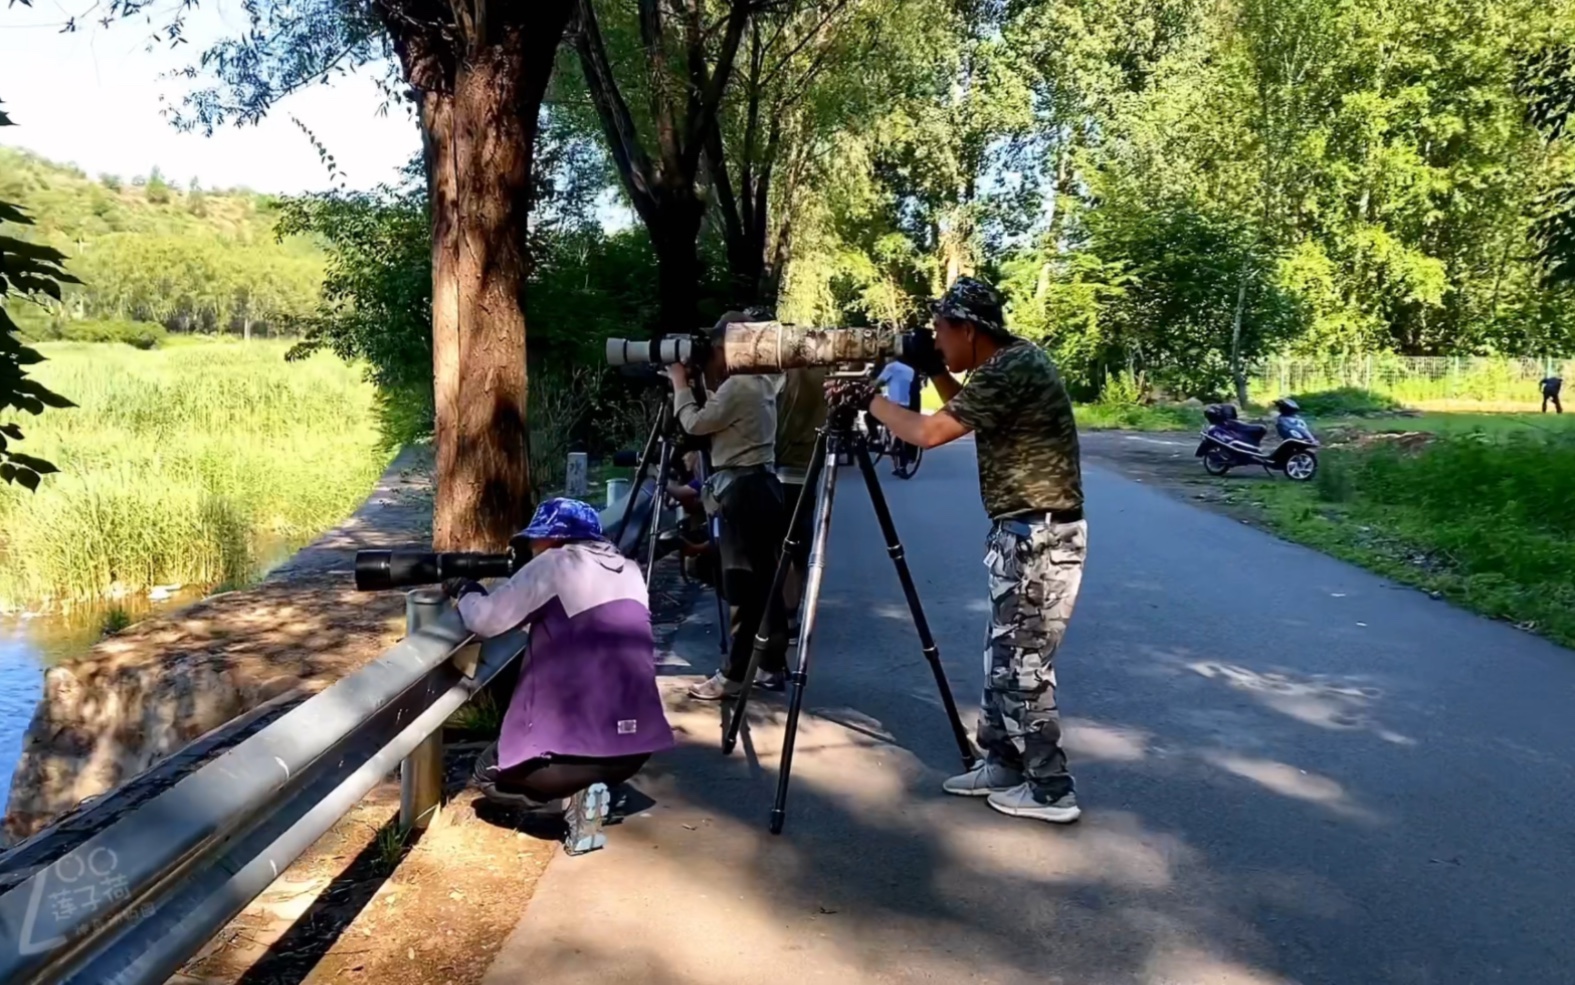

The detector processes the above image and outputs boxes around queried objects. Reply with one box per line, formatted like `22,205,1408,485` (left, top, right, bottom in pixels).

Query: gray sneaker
941,761,1024,797
564,782,612,855
987,782,1081,824
688,671,743,701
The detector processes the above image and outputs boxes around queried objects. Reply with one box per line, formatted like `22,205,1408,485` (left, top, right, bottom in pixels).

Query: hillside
0,146,325,338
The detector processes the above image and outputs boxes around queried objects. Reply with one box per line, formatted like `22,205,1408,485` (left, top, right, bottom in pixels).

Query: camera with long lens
604,321,940,376
353,534,531,592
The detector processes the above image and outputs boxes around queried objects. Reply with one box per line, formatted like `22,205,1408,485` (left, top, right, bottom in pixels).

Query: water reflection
0,588,207,798
0,536,299,800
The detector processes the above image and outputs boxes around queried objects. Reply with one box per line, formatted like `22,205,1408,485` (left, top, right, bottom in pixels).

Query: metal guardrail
0,589,528,985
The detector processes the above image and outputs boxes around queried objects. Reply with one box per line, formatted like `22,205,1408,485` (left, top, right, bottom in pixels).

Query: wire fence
1248,356,1572,410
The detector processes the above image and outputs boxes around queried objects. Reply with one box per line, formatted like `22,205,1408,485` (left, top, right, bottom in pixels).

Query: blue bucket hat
521,498,605,542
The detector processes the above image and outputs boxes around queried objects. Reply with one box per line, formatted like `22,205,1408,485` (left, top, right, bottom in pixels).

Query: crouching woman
445,498,675,853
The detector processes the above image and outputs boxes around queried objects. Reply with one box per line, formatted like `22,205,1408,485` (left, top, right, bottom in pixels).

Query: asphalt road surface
488,440,1575,985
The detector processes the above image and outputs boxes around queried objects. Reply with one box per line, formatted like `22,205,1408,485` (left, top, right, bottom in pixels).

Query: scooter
1196,398,1320,481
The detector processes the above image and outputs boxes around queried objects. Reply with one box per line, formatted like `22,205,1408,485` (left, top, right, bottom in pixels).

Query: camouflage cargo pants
978,518,1087,800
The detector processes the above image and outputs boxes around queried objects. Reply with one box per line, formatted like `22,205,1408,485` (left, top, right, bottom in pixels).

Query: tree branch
638,0,682,175
681,0,751,175
574,0,659,219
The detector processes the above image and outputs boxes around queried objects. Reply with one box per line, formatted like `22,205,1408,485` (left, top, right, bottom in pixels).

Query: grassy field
0,339,391,612
1244,413,1575,647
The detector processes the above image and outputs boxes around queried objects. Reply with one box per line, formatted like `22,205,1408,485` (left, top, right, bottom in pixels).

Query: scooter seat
1222,421,1267,444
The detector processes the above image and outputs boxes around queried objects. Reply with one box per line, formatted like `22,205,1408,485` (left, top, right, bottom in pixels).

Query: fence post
401,589,448,831
566,452,588,498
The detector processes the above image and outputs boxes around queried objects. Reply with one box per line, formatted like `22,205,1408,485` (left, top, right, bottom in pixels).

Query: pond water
0,589,206,799
0,538,300,803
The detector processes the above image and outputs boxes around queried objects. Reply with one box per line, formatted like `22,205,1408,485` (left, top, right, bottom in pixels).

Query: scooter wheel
1203,452,1232,476
1284,451,1318,481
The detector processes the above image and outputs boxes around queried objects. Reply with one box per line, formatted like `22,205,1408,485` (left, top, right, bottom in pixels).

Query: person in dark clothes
669,313,791,699
775,365,829,640
1541,375,1563,414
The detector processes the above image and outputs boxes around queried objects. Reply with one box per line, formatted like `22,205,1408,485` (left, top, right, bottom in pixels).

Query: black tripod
722,398,977,834
615,397,730,654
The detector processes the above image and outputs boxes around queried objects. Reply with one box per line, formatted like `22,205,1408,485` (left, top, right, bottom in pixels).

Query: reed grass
0,339,391,611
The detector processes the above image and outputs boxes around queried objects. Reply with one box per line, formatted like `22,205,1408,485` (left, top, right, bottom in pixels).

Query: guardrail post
401,588,448,831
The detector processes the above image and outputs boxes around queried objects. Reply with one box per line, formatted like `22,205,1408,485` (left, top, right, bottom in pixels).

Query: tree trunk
1230,260,1251,407
651,198,706,335
421,26,560,552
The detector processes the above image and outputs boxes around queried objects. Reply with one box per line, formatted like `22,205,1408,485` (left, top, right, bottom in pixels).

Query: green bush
1300,431,1575,641
1290,387,1402,418
21,319,167,349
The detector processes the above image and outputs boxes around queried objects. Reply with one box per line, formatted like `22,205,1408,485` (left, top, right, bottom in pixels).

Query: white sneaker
688,671,742,701
987,782,1082,824
564,782,611,855
942,761,1024,797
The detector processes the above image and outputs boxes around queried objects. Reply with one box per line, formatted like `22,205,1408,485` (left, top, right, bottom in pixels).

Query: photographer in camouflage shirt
859,276,1087,824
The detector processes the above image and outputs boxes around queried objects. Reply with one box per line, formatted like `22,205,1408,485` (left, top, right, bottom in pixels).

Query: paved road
486,441,1575,985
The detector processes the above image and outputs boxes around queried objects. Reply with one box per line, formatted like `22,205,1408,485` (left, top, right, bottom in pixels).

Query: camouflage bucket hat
931,276,1008,338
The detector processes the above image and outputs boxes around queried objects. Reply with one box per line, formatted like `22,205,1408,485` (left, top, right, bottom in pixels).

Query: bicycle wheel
868,424,888,465
894,444,923,479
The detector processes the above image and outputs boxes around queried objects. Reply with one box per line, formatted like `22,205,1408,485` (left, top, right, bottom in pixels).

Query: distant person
446,498,675,854
1542,375,1563,414
875,359,921,473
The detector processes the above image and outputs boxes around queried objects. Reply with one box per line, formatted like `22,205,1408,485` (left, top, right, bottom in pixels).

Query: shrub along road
484,440,1575,985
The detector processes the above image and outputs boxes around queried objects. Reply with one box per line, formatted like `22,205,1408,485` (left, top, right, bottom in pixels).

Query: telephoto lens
604,336,695,367
353,550,517,592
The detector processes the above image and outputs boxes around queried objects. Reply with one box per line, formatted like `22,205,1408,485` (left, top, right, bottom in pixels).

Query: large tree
568,0,762,333
90,0,576,550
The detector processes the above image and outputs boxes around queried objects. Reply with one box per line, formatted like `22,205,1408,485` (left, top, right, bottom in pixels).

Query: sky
0,3,421,194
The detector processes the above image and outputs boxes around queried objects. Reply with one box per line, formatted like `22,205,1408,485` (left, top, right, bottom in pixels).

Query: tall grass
1259,430,1575,645
0,340,391,611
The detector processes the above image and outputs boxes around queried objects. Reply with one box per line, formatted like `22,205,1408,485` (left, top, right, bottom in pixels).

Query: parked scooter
1196,398,1320,481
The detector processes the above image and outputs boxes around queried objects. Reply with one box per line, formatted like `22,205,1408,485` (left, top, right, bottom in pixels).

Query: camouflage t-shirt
943,339,1083,519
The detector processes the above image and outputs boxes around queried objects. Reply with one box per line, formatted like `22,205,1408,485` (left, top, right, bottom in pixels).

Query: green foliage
145,167,172,205
0,103,76,493
1257,430,1575,646
1288,387,1402,418
275,155,679,457
20,318,167,349
0,147,325,338
0,340,389,611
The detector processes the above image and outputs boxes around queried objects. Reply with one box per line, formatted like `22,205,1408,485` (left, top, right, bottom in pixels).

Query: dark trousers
500,753,650,800
717,471,789,680
1545,393,1563,414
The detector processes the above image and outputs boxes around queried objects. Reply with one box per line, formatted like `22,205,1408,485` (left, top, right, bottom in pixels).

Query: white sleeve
455,552,559,639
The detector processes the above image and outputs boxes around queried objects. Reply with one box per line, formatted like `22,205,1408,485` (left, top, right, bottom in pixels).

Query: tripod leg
852,442,978,772
644,437,677,588
615,402,665,555
697,450,729,656
722,430,830,756
768,438,841,835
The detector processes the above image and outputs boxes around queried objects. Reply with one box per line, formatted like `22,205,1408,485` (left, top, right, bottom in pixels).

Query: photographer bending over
445,499,675,849
670,313,791,699
858,277,1087,825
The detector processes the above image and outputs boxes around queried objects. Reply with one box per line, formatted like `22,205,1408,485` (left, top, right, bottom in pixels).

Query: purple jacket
456,541,675,769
